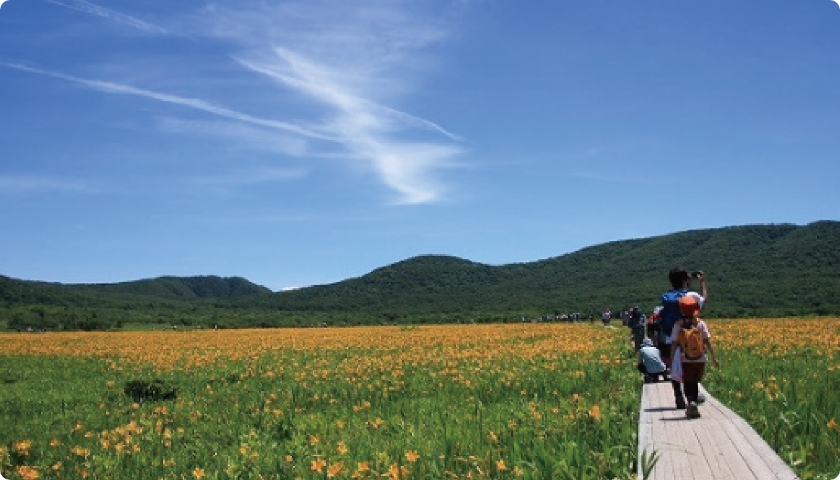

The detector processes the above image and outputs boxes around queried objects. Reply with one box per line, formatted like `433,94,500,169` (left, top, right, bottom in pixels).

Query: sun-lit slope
267,221,840,317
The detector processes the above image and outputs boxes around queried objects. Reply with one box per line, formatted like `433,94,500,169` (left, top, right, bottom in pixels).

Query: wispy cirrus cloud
192,0,467,204
13,0,468,204
4,63,335,142
156,118,311,157
237,53,459,140
234,49,463,204
42,0,168,34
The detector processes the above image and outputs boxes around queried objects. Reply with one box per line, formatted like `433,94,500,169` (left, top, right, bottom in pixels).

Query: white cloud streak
14,0,467,204
43,0,168,35
237,55,460,141
4,63,336,142
156,118,310,157
193,1,465,204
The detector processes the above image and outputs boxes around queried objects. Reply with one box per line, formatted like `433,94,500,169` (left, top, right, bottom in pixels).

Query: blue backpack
658,289,688,342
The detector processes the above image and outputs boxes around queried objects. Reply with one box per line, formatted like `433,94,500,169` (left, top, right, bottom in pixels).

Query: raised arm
698,273,708,303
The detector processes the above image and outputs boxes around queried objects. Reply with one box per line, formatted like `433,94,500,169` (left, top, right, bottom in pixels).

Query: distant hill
265,221,840,319
77,276,272,300
1,221,839,329
0,275,270,307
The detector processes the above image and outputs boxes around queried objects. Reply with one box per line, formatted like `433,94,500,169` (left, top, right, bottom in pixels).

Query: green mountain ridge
82,275,273,300
0,275,270,306
2,221,839,330
265,221,840,318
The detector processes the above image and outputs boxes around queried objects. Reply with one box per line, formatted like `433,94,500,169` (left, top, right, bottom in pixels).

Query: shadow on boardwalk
638,382,800,480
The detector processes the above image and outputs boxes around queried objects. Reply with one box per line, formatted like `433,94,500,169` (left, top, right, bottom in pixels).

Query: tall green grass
709,344,839,480
0,328,641,479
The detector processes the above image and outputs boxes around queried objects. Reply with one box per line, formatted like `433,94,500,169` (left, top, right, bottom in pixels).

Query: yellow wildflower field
0,319,837,479
0,323,620,370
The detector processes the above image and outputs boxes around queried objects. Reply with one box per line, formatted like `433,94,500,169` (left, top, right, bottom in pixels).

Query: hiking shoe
697,394,706,405
686,402,701,419
675,399,686,410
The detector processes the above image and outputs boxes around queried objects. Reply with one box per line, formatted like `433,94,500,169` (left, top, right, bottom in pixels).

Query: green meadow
0,320,837,479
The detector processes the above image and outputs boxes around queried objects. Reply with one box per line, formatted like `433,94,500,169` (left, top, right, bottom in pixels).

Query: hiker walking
658,268,708,409
670,291,720,418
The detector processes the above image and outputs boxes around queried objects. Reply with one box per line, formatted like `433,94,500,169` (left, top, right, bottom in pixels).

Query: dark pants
631,327,645,351
682,362,706,404
671,380,684,405
684,381,699,403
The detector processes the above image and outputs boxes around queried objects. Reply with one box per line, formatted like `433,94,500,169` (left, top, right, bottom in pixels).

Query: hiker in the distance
670,292,720,418
647,306,662,342
627,305,646,351
658,268,708,409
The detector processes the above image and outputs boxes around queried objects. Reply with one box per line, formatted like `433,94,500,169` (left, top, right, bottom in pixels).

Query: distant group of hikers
627,268,721,419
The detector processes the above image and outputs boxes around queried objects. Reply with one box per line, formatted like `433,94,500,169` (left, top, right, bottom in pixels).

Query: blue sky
1,0,839,291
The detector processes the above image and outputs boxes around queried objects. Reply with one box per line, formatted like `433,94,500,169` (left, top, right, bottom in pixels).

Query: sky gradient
1,0,839,291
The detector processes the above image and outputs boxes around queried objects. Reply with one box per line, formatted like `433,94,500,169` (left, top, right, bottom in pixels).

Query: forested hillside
0,275,269,305
265,221,840,320
0,276,271,330
2,221,838,330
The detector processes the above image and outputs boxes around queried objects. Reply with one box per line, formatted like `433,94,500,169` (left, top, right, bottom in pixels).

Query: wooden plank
698,415,767,480
640,384,654,424
638,383,650,480
638,382,800,480
655,383,686,479
682,426,715,479
638,383,658,480
648,422,675,480
656,383,693,480
718,420,782,479
657,381,675,410
692,416,737,480
659,403,695,480
639,382,679,480
724,410,800,479
638,421,653,480
698,385,799,479
694,385,730,421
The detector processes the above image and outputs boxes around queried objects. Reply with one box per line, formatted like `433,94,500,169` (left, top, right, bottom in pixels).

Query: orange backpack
678,319,705,360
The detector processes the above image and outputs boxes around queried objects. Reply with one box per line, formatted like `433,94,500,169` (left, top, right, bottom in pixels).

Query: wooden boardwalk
638,382,800,480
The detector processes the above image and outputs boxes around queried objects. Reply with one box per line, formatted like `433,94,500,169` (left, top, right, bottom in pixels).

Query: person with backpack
647,306,662,344
670,292,720,418
658,268,708,409
627,306,646,351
